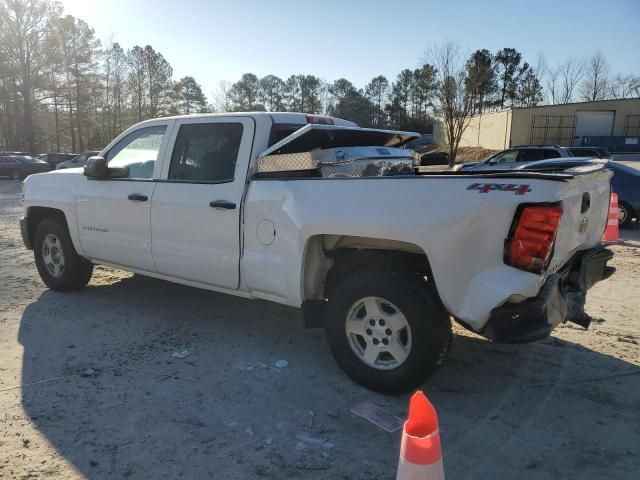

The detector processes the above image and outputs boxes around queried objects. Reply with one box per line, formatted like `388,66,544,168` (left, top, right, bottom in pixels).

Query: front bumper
482,247,614,343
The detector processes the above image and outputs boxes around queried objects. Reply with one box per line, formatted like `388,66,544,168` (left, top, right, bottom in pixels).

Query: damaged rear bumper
482,246,614,344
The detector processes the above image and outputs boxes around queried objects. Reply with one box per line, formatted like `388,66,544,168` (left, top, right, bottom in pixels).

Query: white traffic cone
396,391,445,480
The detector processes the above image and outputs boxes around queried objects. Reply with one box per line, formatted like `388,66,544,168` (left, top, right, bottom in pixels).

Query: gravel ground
1,179,639,480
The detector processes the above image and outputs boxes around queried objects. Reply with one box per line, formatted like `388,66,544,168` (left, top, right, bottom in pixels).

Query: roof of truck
152,111,358,127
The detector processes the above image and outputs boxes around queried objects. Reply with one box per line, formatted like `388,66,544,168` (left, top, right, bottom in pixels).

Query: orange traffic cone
396,391,445,480
603,192,619,242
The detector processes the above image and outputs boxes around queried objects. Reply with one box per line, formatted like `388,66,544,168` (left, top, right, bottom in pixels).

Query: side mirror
84,156,130,179
84,156,107,178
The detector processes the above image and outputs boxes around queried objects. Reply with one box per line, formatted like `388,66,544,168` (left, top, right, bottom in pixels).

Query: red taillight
504,204,563,274
306,115,334,125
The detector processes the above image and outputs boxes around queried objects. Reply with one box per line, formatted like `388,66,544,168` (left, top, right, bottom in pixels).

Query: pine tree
465,49,497,113
178,76,207,114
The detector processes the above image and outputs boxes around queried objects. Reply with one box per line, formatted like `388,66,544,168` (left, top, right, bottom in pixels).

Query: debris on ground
350,401,404,433
617,336,638,345
305,410,315,430
81,368,99,378
274,359,289,368
295,433,334,450
234,361,280,372
171,349,191,359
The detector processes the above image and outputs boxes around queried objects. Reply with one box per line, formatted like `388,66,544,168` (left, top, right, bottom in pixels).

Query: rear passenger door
151,116,255,289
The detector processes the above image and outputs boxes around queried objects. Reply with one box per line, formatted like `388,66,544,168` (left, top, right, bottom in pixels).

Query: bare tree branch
424,41,474,167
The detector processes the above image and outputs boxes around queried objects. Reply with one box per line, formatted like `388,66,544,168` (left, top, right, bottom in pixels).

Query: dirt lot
1,179,639,480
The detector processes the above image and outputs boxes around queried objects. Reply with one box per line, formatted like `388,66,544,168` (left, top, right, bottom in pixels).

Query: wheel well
25,207,67,249
302,234,435,301
301,235,440,329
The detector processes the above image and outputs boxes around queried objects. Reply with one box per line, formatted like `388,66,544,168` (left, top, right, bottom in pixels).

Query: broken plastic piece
351,401,403,432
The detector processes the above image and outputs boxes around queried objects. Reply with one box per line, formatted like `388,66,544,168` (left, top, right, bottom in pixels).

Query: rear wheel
618,201,634,228
324,268,451,394
34,218,93,291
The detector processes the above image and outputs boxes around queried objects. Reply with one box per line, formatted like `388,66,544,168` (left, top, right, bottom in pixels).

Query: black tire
618,201,634,228
324,268,451,395
34,217,93,291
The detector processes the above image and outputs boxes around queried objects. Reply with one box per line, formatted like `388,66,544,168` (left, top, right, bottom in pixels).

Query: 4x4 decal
467,183,532,195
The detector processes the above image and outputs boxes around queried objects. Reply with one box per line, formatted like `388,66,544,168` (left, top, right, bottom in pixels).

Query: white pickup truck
20,112,615,394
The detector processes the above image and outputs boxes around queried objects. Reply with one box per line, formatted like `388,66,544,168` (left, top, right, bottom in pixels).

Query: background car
0,155,52,179
608,162,640,228
511,158,640,227
56,151,100,169
457,144,609,171
38,152,78,168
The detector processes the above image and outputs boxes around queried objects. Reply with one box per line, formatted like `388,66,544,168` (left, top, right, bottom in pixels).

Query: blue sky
60,0,640,99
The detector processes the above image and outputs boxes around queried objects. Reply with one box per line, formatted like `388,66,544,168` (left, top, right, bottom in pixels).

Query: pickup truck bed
19,112,614,394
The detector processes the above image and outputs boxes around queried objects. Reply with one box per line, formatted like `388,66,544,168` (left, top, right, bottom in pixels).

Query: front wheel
34,218,93,291
324,269,451,394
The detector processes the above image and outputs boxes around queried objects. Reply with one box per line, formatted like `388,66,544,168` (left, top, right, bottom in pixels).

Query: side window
517,149,545,162
168,123,243,183
570,149,597,157
543,150,562,159
491,150,519,164
106,125,166,179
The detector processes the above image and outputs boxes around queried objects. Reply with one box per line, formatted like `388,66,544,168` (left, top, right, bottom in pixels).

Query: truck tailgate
547,166,613,274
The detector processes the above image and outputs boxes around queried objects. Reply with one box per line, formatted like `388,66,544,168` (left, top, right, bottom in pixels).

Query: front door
150,117,255,289
76,121,173,271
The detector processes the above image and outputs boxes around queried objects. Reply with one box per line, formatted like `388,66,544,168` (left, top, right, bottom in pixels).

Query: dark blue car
609,162,640,228
511,159,640,228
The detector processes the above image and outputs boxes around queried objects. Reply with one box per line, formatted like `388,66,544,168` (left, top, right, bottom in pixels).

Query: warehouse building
457,98,640,151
